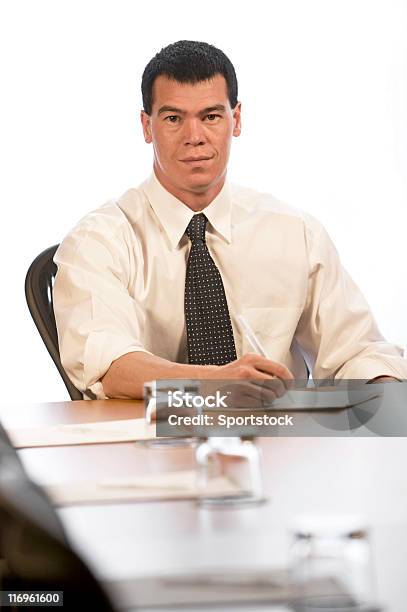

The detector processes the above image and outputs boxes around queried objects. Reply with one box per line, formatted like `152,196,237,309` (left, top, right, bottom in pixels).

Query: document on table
150,385,383,415
259,386,382,411
45,470,243,506
108,568,351,608
7,418,156,449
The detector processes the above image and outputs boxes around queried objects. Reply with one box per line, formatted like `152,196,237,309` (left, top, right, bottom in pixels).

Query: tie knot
186,213,207,244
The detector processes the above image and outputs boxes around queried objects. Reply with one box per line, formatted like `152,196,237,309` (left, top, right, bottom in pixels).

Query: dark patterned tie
184,213,237,365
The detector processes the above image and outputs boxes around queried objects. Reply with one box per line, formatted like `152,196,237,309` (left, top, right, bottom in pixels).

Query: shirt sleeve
296,215,407,381
53,206,150,399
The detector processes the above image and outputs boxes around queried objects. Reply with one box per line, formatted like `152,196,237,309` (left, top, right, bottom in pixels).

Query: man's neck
153,164,226,212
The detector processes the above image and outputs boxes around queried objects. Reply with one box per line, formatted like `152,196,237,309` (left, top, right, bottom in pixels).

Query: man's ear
232,102,242,137
141,110,152,143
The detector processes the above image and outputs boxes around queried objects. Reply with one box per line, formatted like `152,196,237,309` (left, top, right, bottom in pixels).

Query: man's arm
296,215,407,381
101,351,294,399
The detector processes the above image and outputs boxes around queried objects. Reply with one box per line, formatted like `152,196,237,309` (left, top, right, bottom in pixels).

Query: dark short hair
141,40,238,115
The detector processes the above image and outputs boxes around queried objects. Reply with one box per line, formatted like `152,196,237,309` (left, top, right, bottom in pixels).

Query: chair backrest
0,452,115,611
25,245,83,400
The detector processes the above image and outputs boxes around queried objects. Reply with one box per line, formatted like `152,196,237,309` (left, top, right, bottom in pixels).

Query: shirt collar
142,172,232,250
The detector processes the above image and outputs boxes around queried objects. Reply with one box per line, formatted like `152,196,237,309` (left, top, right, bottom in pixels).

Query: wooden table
1,400,406,611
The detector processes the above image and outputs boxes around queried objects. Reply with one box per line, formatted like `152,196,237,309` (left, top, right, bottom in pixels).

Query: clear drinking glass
195,436,266,506
289,516,381,611
141,380,198,447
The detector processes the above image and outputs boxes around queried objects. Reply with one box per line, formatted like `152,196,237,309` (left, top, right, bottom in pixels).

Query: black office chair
25,245,83,400
0,441,115,611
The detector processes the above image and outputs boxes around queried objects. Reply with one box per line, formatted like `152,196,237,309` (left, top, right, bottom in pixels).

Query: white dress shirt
53,173,407,398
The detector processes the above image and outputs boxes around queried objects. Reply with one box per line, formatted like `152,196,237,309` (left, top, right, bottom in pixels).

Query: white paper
108,569,349,608
7,418,155,449
45,470,243,505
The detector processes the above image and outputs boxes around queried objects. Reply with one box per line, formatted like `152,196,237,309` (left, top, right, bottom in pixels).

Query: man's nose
183,119,206,146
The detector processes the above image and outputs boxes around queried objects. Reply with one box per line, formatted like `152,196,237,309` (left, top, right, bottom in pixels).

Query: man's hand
204,353,294,408
213,353,294,387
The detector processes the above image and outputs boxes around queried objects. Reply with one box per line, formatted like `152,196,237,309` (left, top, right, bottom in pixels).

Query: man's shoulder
91,183,149,229
115,182,151,225
55,185,150,264
230,183,308,221
65,184,149,237
230,183,328,245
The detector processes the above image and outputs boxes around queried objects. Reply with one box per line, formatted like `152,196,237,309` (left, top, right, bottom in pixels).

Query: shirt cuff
83,330,151,399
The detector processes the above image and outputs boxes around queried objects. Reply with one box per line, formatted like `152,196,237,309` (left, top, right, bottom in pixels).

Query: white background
0,0,406,403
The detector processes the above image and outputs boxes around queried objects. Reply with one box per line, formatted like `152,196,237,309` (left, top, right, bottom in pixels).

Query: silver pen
237,314,268,358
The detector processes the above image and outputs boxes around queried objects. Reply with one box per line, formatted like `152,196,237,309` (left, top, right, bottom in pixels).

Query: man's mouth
180,156,213,163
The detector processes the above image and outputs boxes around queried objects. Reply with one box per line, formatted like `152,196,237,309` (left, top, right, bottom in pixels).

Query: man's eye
206,114,220,121
165,115,180,123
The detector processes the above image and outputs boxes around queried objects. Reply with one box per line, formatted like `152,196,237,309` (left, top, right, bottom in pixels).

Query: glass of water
195,436,266,506
142,380,199,447
289,515,381,611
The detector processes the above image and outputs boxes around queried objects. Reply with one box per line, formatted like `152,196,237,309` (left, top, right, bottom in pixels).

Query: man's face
141,74,241,202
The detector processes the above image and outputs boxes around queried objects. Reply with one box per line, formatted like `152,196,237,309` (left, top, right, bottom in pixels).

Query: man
53,40,407,400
